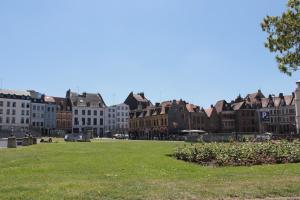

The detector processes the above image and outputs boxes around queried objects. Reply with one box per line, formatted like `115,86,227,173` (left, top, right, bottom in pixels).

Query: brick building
54,97,72,133
129,100,208,140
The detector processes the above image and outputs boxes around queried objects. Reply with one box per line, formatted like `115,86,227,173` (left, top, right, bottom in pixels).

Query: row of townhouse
2,80,300,138
0,89,130,138
127,86,300,139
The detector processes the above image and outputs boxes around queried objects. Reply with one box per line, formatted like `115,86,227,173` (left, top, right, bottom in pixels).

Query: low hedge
173,141,300,167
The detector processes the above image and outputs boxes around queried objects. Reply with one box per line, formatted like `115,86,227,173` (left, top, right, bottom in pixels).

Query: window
0,109,2,115
37,106,40,111
33,113,36,118
6,109,10,115
82,110,86,115
26,118,29,124
12,102,16,107
6,117,10,123
11,117,15,124
7,102,10,107
26,103,30,108
74,118,79,125
75,110,78,115
0,101,3,107
94,110,97,116
82,118,86,125
33,105,36,110
48,107,50,112
12,109,16,115
0,117,2,123
22,103,25,108
26,110,30,116
87,118,91,125
88,110,91,116
93,118,97,125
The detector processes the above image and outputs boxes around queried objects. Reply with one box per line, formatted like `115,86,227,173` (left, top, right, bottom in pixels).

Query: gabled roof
215,100,226,113
245,90,265,104
284,95,294,106
204,108,214,118
231,101,245,111
186,104,197,113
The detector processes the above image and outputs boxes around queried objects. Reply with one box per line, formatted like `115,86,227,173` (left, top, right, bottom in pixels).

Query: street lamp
271,94,279,134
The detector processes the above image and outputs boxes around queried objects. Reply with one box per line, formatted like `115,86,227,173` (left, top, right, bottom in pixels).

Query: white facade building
29,90,46,130
105,103,129,134
44,96,57,133
67,90,106,137
0,90,31,132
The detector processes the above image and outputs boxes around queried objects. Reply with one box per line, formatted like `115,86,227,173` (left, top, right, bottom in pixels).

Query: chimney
211,104,214,108
155,103,160,107
139,92,145,99
279,93,284,98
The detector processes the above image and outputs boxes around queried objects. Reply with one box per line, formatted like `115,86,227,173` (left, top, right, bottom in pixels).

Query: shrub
173,141,300,167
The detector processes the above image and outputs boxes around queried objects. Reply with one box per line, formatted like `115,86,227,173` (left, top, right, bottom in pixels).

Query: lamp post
271,94,279,134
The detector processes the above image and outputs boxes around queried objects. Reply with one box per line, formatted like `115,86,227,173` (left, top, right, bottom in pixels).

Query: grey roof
0,89,31,97
69,91,106,108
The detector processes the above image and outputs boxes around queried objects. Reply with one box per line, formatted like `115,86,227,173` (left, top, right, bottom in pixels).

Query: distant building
215,100,236,133
232,90,265,133
0,89,31,132
105,103,129,135
204,106,219,133
258,93,296,134
43,96,57,134
124,92,152,111
54,97,72,134
28,90,46,131
67,90,106,137
129,100,207,140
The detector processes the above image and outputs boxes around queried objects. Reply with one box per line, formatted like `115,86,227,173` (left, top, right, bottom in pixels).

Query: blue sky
0,0,299,108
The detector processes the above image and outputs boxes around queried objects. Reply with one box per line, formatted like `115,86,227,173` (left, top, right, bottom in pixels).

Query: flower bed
173,141,300,167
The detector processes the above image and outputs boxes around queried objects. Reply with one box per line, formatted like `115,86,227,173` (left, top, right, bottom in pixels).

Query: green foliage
174,141,300,166
261,0,300,75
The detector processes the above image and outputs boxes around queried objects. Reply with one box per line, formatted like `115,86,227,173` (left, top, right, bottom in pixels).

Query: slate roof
231,101,245,111
0,89,30,97
44,96,56,103
215,100,226,113
69,91,106,108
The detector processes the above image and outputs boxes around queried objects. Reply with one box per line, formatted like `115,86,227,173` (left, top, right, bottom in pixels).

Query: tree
261,0,300,76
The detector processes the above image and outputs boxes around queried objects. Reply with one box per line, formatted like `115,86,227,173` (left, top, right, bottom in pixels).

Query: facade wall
220,111,236,133
0,98,30,131
44,104,56,130
105,103,129,134
259,105,296,134
235,109,259,133
30,102,46,129
72,106,105,137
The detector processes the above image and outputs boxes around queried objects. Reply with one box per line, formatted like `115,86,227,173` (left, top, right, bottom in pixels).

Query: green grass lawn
1,140,300,200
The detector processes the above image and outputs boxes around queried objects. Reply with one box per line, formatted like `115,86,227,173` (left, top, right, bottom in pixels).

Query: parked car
64,133,91,142
112,134,129,140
